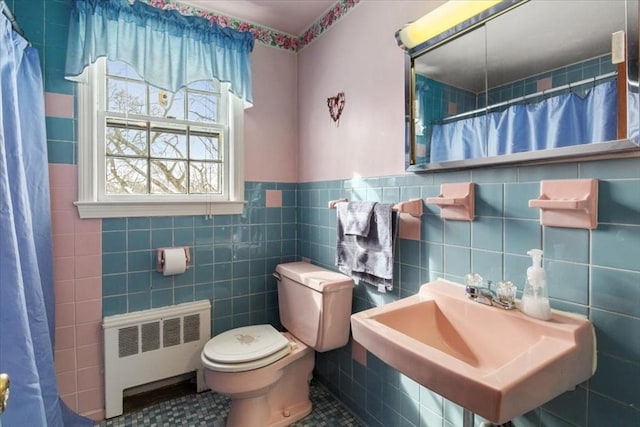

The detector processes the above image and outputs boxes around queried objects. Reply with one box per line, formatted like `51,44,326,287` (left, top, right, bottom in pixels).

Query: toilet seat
202,324,292,372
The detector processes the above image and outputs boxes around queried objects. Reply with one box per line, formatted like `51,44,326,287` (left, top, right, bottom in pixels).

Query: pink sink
350,279,596,424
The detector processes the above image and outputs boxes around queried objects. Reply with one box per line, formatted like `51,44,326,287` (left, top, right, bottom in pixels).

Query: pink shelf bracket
393,198,423,218
528,179,598,229
395,198,423,240
425,182,475,221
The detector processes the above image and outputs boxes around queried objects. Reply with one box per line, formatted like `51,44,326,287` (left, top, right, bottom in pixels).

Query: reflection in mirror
413,25,488,165
403,0,639,171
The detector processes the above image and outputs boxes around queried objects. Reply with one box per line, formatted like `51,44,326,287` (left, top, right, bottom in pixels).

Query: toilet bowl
202,328,314,426
201,262,354,427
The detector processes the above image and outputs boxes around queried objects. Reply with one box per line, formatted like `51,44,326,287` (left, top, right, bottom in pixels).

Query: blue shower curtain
430,80,618,162
0,5,90,427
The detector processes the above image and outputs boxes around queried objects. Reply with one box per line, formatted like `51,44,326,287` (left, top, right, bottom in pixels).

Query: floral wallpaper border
299,0,360,49
144,0,361,52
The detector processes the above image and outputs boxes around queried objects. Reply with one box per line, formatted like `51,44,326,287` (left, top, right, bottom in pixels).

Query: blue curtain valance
65,0,254,104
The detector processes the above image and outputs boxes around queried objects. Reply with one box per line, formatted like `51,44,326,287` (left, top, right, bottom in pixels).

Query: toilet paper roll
162,247,187,276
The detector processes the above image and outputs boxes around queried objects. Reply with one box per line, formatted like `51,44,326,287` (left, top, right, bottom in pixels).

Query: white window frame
75,58,245,219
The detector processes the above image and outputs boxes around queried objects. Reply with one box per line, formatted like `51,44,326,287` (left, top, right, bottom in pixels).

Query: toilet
201,261,354,427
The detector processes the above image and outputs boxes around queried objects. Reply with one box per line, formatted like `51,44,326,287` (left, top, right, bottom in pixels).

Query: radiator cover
103,300,211,418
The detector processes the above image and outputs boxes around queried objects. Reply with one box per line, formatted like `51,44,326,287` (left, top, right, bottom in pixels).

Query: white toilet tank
275,262,354,352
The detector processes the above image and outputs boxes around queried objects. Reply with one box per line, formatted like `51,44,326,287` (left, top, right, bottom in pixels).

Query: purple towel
342,201,376,236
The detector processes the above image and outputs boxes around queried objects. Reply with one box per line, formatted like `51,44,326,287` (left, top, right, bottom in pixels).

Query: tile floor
97,381,363,426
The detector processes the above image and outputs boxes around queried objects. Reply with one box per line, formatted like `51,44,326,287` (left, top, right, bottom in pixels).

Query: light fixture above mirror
397,0,509,52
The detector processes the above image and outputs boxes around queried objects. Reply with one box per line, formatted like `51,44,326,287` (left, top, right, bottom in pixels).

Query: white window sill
75,200,246,219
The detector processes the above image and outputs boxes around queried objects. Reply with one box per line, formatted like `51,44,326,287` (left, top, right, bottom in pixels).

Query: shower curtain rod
437,71,618,123
1,1,27,40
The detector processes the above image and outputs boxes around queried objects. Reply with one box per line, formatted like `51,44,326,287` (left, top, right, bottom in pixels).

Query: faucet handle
464,273,483,288
496,281,517,305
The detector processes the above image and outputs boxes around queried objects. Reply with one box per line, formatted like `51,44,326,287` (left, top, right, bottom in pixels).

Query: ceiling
179,0,337,35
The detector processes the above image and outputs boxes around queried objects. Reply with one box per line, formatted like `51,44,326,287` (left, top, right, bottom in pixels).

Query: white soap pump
520,249,551,320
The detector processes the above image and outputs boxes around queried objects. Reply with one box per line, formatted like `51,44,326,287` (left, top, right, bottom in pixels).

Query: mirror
402,0,639,171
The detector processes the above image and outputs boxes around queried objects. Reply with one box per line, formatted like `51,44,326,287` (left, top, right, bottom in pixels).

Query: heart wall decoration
327,92,346,126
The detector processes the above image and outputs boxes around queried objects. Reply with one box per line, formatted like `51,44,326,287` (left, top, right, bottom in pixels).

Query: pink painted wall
297,1,440,182
245,43,299,182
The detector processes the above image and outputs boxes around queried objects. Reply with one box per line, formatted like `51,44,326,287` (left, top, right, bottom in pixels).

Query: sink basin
350,279,596,424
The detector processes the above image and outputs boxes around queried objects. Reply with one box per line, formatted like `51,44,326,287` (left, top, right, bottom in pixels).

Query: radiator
103,300,211,418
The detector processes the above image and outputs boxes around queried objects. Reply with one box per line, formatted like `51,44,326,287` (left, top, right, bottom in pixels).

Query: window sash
95,59,229,200
102,116,225,196
75,58,245,218
105,74,223,123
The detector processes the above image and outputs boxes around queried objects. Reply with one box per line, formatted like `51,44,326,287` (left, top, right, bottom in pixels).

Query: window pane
150,129,187,159
150,160,187,194
107,60,142,80
149,86,185,120
188,80,218,92
190,133,220,161
106,124,147,157
187,91,218,123
190,162,220,194
107,78,147,115
106,157,147,194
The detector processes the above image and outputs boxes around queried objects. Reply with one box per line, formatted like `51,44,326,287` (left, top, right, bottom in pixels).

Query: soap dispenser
520,249,551,320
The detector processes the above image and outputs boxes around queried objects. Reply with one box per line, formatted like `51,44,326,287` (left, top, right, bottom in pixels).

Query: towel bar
328,198,423,217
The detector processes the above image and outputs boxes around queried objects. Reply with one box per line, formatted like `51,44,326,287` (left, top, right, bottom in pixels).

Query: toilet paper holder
156,247,191,273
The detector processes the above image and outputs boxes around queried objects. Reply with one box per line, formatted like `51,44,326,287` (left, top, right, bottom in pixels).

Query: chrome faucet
464,274,516,310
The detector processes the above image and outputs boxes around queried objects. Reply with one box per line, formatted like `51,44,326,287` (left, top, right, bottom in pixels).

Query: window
75,58,245,218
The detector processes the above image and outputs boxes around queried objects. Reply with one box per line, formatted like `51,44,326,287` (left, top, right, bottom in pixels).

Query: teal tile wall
300,157,640,427
426,55,615,119
101,182,298,335
487,55,616,105
8,0,77,164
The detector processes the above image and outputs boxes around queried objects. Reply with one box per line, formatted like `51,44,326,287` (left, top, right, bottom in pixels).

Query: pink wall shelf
425,182,475,221
528,179,598,229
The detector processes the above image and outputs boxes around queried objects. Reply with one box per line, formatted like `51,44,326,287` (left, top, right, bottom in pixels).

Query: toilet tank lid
276,262,354,293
